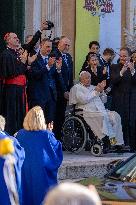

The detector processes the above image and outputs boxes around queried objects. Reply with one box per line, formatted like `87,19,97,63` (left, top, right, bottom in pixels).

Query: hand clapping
95,80,106,93
121,60,134,75
28,54,37,65
127,61,134,71
56,57,62,70
47,121,54,131
20,50,28,64
48,57,56,67
103,67,107,75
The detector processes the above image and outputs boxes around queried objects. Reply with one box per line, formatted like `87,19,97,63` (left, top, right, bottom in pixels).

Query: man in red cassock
0,32,28,134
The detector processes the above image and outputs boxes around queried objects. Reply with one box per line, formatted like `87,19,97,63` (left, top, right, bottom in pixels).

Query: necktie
44,57,48,64
62,54,68,66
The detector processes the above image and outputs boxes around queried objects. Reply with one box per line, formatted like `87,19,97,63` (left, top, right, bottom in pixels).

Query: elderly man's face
7,33,20,49
80,73,91,87
58,37,70,53
120,50,130,65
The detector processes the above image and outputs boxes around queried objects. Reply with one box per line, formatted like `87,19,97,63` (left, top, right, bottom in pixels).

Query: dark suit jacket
54,49,73,98
27,53,63,106
111,63,136,124
111,63,136,147
22,30,41,56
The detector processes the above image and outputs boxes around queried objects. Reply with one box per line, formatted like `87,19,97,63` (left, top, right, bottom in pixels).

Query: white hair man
69,71,124,146
44,182,101,205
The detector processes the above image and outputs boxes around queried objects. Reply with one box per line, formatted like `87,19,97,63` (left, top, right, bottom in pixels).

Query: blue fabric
26,53,64,122
0,131,25,205
54,49,73,93
27,53,63,105
0,131,8,139
16,129,63,205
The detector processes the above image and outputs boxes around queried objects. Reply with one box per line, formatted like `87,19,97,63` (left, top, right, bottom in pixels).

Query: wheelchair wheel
62,116,87,153
90,144,103,156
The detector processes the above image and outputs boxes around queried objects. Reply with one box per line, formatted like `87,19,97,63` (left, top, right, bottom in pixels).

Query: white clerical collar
7,46,16,51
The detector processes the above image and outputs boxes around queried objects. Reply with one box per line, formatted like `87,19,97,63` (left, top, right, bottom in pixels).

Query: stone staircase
58,151,133,180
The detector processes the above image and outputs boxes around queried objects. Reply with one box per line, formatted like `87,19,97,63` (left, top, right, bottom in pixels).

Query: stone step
58,151,133,180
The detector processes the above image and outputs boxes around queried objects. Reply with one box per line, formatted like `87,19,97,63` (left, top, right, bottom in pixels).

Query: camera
46,20,54,30
49,51,61,60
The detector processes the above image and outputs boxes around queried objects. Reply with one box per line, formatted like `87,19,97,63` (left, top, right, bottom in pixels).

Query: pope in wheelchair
62,71,126,156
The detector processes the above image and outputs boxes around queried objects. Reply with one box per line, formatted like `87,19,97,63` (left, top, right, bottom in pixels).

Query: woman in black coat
80,53,107,86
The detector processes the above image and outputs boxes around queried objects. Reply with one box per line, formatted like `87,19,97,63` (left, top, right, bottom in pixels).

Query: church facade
0,0,136,74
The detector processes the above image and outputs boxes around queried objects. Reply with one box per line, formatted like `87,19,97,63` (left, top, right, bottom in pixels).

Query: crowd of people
0,21,73,143
0,20,136,151
0,109,101,205
80,42,136,152
0,107,63,205
0,18,136,204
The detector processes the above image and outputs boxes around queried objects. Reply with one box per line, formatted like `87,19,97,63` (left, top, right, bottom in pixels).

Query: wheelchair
61,105,107,156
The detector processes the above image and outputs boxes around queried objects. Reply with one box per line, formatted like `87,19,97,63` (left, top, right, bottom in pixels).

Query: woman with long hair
16,106,63,205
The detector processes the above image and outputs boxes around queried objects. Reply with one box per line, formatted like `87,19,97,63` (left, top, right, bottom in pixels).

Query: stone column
121,0,127,46
61,0,76,59
124,0,136,49
25,0,34,37
128,0,136,35
25,0,41,37
41,0,62,39
41,0,75,59
33,0,42,32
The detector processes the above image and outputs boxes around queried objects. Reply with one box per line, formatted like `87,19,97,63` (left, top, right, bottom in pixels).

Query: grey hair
44,182,101,205
25,34,33,43
79,71,91,81
0,115,5,131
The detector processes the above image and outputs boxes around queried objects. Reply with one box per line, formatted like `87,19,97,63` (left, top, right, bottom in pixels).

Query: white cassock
69,83,124,145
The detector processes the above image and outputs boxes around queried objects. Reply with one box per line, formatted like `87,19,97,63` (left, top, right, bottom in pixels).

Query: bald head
58,36,71,53
25,35,33,44
79,71,91,87
44,182,101,205
5,32,19,49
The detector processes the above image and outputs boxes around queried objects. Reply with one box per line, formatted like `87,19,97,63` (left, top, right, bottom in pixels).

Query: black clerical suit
22,30,41,56
0,78,3,113
111,63,136,150
0,47,27,134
